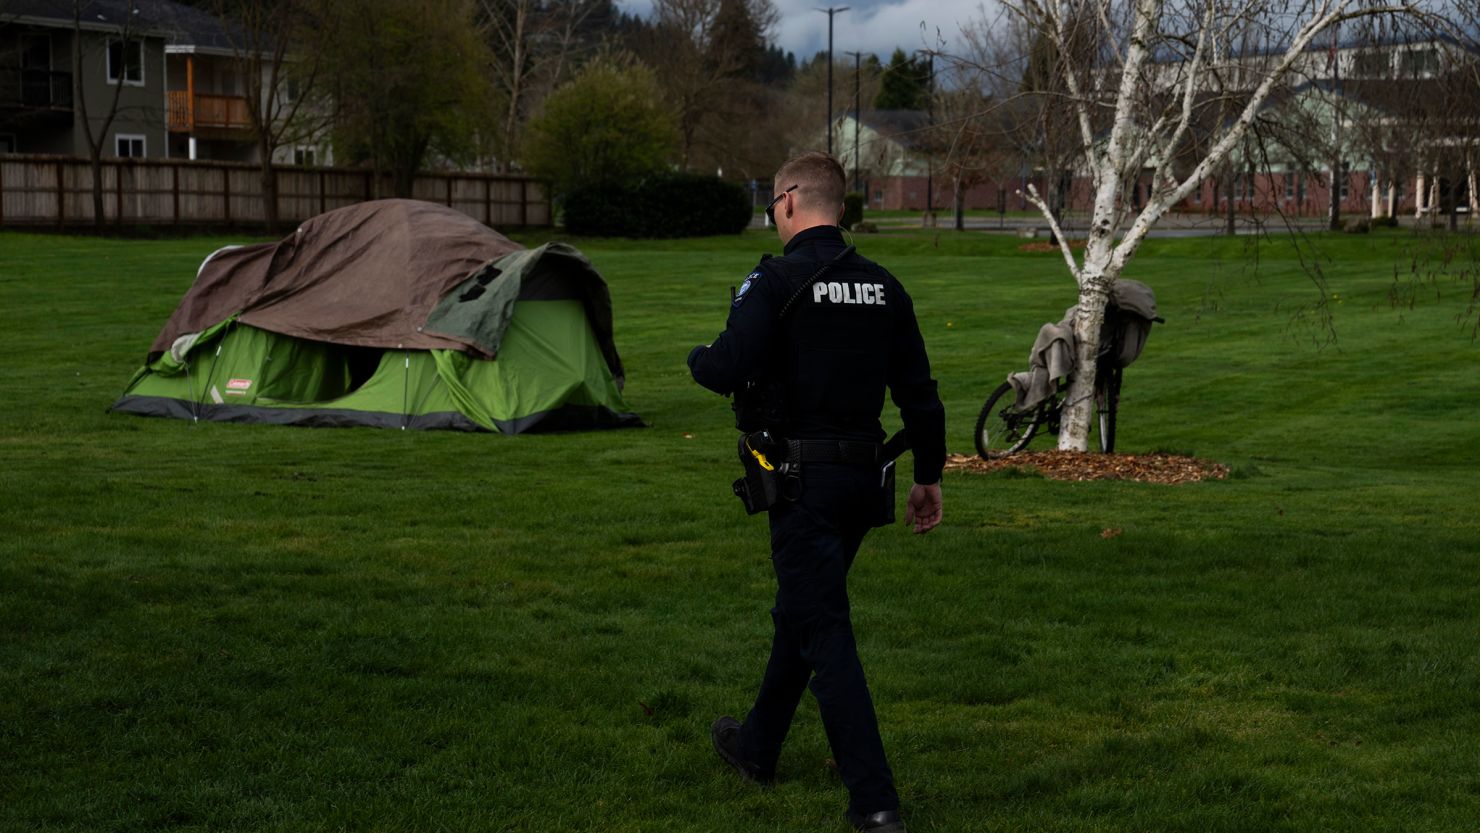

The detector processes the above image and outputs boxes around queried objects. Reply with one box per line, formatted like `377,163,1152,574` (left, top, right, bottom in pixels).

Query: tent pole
184,359,196,423
195,323,231,422
401,348,410,430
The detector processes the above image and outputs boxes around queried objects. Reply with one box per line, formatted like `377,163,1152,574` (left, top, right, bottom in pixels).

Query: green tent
113,199,642,433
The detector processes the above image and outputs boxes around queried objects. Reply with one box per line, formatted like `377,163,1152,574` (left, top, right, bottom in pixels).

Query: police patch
733,272,761,307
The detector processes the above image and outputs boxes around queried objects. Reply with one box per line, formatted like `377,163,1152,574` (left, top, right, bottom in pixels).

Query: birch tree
950,0,1436,451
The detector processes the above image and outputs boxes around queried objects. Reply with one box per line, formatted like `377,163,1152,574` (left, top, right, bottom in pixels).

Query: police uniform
688,224,946,819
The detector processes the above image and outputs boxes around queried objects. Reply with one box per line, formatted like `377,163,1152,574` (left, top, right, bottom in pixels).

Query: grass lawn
2,226,1479,833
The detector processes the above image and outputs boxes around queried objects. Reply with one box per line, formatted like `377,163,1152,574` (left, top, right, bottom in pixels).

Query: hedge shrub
563,173,752,238
842,192,864,230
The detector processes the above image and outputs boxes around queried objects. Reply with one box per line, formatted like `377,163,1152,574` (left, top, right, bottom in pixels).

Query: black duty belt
785,439,884,467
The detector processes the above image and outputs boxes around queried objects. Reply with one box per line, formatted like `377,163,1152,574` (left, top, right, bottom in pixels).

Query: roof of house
5,0,243,52
844,109,932,149
1312,74,1480,121
1148,27,1479,67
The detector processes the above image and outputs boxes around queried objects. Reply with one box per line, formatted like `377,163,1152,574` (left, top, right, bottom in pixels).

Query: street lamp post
818,6,849,156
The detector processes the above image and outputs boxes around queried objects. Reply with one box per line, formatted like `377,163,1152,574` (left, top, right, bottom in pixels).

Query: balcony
0,68,73,112
167,91,253,132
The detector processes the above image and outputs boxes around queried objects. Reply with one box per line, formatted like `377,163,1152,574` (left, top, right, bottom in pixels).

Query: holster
732,431,788,515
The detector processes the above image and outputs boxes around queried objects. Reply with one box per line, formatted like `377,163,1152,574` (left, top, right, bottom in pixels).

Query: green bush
1373,215,1400,228
563,173,751,238
1345,218,1371,234
842,192,864,230
521,55,677,201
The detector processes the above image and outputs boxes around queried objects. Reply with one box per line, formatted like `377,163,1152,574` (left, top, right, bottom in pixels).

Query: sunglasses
765,184,798,225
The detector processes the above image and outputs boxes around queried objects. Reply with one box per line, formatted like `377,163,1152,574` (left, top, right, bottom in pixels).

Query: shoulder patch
733,272,761,307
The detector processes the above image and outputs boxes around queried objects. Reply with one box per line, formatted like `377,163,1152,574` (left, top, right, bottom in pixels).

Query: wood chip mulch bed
1018,240,1088,253
945,451,1228,484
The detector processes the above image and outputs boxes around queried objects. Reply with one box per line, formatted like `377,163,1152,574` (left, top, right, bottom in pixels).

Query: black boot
844,809,906,832
709,716,774,786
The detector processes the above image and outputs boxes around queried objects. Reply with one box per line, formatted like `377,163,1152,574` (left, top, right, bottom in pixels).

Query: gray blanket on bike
1007,279,1157,412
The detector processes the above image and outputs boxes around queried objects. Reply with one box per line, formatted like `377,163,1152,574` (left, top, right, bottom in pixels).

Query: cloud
614,0,998,63
772,0,993,61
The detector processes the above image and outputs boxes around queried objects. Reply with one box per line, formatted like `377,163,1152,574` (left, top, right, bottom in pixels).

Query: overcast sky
615,0,996,62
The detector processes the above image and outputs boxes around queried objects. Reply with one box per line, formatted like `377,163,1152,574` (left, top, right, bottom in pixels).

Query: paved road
751,212,1461,237
869,214,1352,237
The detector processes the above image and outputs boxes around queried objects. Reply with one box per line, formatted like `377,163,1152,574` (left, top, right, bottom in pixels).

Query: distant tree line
176,0,954,213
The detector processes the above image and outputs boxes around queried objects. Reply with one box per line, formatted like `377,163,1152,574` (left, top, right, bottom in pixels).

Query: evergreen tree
711,0,763,80
755,45,795,85
874,47,928,110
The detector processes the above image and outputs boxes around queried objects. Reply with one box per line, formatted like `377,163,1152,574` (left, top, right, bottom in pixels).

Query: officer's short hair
775,152,846,210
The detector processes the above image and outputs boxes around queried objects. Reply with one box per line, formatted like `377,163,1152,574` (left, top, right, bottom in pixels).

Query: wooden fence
0,154,551,230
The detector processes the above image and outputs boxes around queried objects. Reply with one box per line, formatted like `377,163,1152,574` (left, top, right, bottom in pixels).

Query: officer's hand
905,482,942,535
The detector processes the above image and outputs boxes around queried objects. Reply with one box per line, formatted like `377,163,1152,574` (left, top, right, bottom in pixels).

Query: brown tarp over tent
150,199,524,358
118,198,639,434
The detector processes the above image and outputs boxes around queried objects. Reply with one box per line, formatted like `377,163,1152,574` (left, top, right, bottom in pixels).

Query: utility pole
818,6,849,156
844,50,863,191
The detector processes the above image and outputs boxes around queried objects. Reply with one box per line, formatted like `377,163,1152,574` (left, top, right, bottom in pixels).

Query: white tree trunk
1060,266,1115,450
995,0,1426,452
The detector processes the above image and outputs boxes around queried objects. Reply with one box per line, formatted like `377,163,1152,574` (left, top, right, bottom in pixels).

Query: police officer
688,152,945,833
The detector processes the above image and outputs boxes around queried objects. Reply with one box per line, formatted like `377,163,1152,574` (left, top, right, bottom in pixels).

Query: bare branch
1021,182,1083,280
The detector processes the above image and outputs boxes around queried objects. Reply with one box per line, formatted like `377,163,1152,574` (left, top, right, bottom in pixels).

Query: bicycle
973,281,1163,460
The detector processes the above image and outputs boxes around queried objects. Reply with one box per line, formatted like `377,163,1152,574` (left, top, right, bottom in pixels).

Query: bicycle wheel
975,381,1045,460
1096,366,1122,453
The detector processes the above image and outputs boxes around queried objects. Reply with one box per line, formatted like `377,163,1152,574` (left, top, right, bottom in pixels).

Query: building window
873,189,883,202
1400,47,1438,78
1337,163,1350,200
0,135,16,154
1285,174,1295,200
115,134,145,158
1354,50,1390,78
1296,172,1305,204
293,146,316,166
107,39,144,86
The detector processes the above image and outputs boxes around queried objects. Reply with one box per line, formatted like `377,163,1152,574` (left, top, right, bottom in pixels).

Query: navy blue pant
737,463,898,814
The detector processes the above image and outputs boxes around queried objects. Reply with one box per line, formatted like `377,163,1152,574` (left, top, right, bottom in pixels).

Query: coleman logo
813,281,886,306
225,378,253,394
